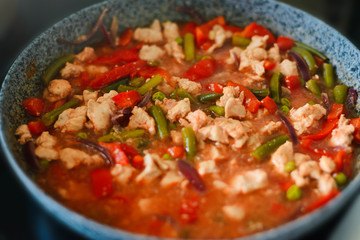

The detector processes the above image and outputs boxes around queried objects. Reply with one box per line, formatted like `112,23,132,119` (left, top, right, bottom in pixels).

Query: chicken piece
222,205,245,221
87,99,113,132
216,86,240,107
271,141,293,173
318,173,337,195
224,95,246,119
294,153,312,166
83,90,99,105
75,47,96,62
329,114,354,151
35,131,57,148
162,21,180,42
245,108,269,120
157,98,191,122
177,78,202,95
226,47,242,65
134,19,163,43
85,65,109,76
139,45,165,61
160,171,184,188
54,106,87,133
127,107,156,135
319,156,336,173
43,79,72,103
230,169,268,194
198,125,229,144
289,103,326,135
299,161,321,180
179,109,209,132
290,169,309,187
34,131,59,160
267,43,281,63
164,41,185,63
273,59,298,77
197,160,218,176
261,121,282,135
111,165,136,185
207,144,227,161
60,62,84,79
207,24,232,53
59,148,103,169
170,130,183,145
136,153,162,183
15,124,32,144
213,118,249,143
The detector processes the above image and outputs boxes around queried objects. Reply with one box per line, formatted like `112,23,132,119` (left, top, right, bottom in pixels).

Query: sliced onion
322,92,330,113
23,141,41,172
346,88,357,109
231,51,240,69
100,24,116,48
289,51,311,81
277,112,298,145
75,137,113,167
60,8,108,45
137,92,151,108
177,159,206,194
175,6,204,25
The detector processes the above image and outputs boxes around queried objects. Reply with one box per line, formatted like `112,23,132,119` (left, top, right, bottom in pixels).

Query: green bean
323,63,335,88
137,74,163,95
150,105,169,139
252,134,289,160
42,53,75,85
163,153,172,160
305,79,321,96
250,88,270,99
291,46,318,75
294,41,328,60
270,72,282,103
41,98,80,127
308,100,316,105
286,185,302,200
147,60,160,67
135,138,150,148
175,37,183,45
279,105,290,115
169,90,177,99
334,172,347,186
197,92,223,103
117,84,137,93
280,98,291,107
184,33,195,61
102,78,128,93
333,84,348,104
285,161,296,173
76,132,88,139
152,91,166,102
98,129,146,142
208,105,225,116
128,77,145,87
173,88,197,104
181,127,197,160
201,56,212,60
232,35,251,48
299,77,305,87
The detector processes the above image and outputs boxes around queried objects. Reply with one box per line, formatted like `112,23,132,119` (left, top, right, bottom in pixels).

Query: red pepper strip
284,75,301,90
28,121,47,135
195,16,226,46
241,22,276,44
314,55,325,68
118,28,134,47
300,119,339,140
304,190,340,213
132,155,144,169
180,196,199,224
199,39,213,51
91,49,139,65
98,142,129,166
261,96,277,114
88,60,147,89
183,22,197,35
112,90,141,108
300,139,332,157
263,59,276,71
78,71,91,90
351,118,360,143
327,103,344,120
227,82,260,113
276,36,294,51
136,66,171,82
279,181,293,191
333,150,346,172
22,97,45,117
117,143,139,159
206,82,224,93
182,58,216,82
167,146,185,158
91,168,113,198
223,25,243,33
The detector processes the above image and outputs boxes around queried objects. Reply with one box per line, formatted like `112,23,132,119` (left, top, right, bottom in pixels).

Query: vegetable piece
23,141,42,172
308,100,316,105
91,49,139,65
241,22,276,44
206,82,224,93
333,84,349,104
322,63,335,88
150,105,169,139
172,88,198,104
249,88,270,99
300,119,338,140
137,74,163,95
252,135,289,160
28,121,47,135
112,90,141,108
182,22,197,35
334,172,347,186
280,98,291,107
175,37,184,45
136,66,171,82
182,58,216,82
299,139,332,158
132,155,144,169
278,112,298,145
261,96,277,114
286,185,302,200
333,150,345,172
163,153,172,160
294,41,328,60
284,75,301,90
305,79,321,96
279,106,290,114
208,105,225,116
270,72,282,103
88,60,147,89
232,35,251,47
277,36,294,51
76,132,88,139
91,168,113,198
98,142,129,166
285,161,296,173
322,93,331,113
152,91,166,102
195,16,226,46
175,6,204,25
327,103,344,120
168,146,185,159
263,59,276,71
147,60,160,67
351,118,360,143
22,98,45,117
41,98,80,127
42,53,75,85
223,25,243,33
288,51,311,81
75,137,114,167
101,78,129,93
291,47,318,75
197,92,223,103
184,33,195,61
346,88,357,110
177,159,206,193
181,127,197,160
98,129,146,142
118,28,134,46
227,82,260,113
117,85,137,93
305,190,339,213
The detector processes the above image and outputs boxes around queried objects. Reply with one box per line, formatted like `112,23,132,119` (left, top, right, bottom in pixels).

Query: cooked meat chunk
43,79,72,102
230,169,268,194
160,171,184,188
273,59,298,77
177,78,202,95
289,103,326,135
15,124,32,144
128,107,156,135
60,63,84,79
162,21,180,42
261,121,282,135
319,156,336,173
139,45,165,61
134,19,163,43
75,47,96,62
136,153,162,183
54,106,87,133
197,160,219,175
111,165,136,185
207,24,232,53
59,148,103,169
157,98,191,122
318,173,337,195
329,114,354,151
179,109,209,132
222,205,245,220
34,131,59,160
271,141,293,173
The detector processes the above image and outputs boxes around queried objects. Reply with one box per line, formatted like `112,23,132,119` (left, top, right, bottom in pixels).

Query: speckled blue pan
1,0,360,239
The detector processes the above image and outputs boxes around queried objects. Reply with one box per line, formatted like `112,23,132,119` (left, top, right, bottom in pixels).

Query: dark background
1,0,360,239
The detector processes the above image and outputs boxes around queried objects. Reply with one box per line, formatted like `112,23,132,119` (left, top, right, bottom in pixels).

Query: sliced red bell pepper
263,59,276,71
206,82,224,93
300,119,338,140
167,146,185,158
276,36,294,51
112,90,141,108
132,155,144,169
98,142,129,166
180,196,199,224
118,28,134,47
183,22,197,35
182,58,216,82
28,121,47,135
351,118,360,143
314,55,325,68
199,39,213,51
284,75,301,90
327,103,344,120
117,143,139,159
78,71,91,90
88,60,147,89
195,16,226,46
279,181,294,191
342,153,353,178
223,25,243,33
241,22,276,44
136,66,171,82
91,49,139,65
333,150,346,172
305,190,340,213
261,96,277,114
91,168,113,198
300,139,332,157
227,82,261,113
22,98,45,117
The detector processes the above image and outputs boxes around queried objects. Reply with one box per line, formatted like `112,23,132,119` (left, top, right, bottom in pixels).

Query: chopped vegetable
277,112,298,145
184,33,195,61
305,79,321,96
101,78,129,93
76,132,88,139
322,63,335,88
98,129,146,142
294,41,328,60
333,84,349,104
177,160,205,193
91,168,113,198
112,90,141,108
286,185,302,200
288,51,311,81
128,77,145,87
41,98,80,127
270,72,282,103
28,121,47,135
208,105,225,116
182,58,216,82
168,146,185,158
277,36,294,51
175,37,184,45
284,75,301,90
263,59,276,71
75,137,114,167
300,119,338,140
206,82,224,93
305,190,339,213
346,88,357,110
252,135,289,160
249,88,270,99
279,105,290,115
98,142,130,166
197,92,223,103
285,161,296,173
261,96,277,114
137,74,163,95
280,98,291,107
91,49,139,65
181,127,197,160
150,105,169,139
163,153,172,160
172,88,198,104
291,46,318,75
241,22,276,44
227,82,260,113
334,172,347,186
41,54,75,86
22,98,45,117
152,91,166,102
117,84,137,93
232,35,251,47
327,103,344,120
118,28,134,46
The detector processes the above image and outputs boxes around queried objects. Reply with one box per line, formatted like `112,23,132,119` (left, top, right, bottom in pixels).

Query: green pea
333,84,348,104
334,172,347,186
76,132,88,139
285,161,296,173
280,105,290,114
147,60,160,67
163,153,172,160
286,185,302,200
152,91,166,102
280,98,291,107
175,37,183,45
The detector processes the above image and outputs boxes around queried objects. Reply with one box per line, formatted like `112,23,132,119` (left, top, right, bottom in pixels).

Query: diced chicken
318,173,337,195
43,79,72,102
164,41,185,62
299,161,321,180
329,114,354,151
136,153,162,183
226,47,242,65
273,59,298,77
179,109,209,132
271,141,293,173
162,21,180,42
134,19,163,43
230,169,268,194
261,121,282,135
222,205,245,221
54,106,87,133
35,146,59,160
224,94,246,119
35,131,57,148
87,99,113,132
34,131,59,160
160,171,184,188
83,90,99,104
85,65,109,76
267,44,281,63
156,80,176,94
290,169,309,187
157,98,191,122
177,78,202,95
294,153,312,166
111,165,136,185
197,160,218,175
15,124,32,144
59,148,103,169
207,145,227,161
75,47,96,62
139,45,165,61
245,108,269,120
207,25,232,53
289,103,326,135
128,107,156,135
217,86,240,107
213,118,249,144
170,130,183,145
60,63,84,79
319,156,336,173
198,125,229,144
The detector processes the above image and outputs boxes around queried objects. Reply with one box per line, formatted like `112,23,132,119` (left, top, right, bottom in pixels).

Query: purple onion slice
289,51,311,81
175,6,205,25
75,137,114,167
100,24,117,48
277,112,298,145
322,92,330,114
23,141,42,172
231,51,240,69
177,159,206,194
346,87,357,109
